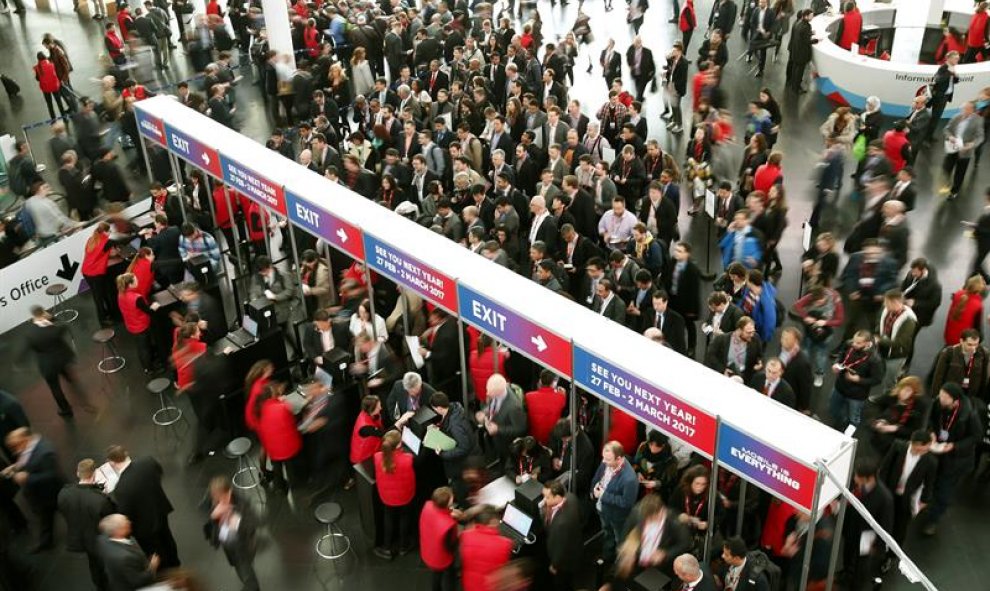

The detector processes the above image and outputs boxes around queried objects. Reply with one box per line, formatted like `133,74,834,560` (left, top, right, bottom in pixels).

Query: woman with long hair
172,322,206,392
870,376,926,454
82,222,116,326
328,63,351,130
757,87,782,148
126,246,155,299
349,298,388,341
738,132,769,193
373,429,416,559
376,174,399,210
762,183,789,277
117,272,160,372
34,51,67,120
243,360,275,481
350,46,375,98
254,381,302,492
505,435,552,484
685,126,713,215
668,464,718,555
944,275,986,346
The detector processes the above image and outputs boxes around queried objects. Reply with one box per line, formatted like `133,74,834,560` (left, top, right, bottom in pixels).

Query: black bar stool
92,329,125,373
225,437,265,505
46,283,78,323
314,502,350,560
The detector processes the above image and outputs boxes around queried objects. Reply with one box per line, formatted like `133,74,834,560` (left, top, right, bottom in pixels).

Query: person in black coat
719,537,770,591
709,0,739,38
146,214,184,287
786,9,816,92
747,359,797,409
643,289,689,356
97,514,159,591
900,258,942,370
90,147,131,203
747,0,776,76
664,242,702,353
542,481,583,591
23,306,92,417
550,418,598,498
58,151,98,221
879,431,937,546
3,429,65,551
842,458,894,591
705,317,764,383
926,51,960,139
778,327,815,413
419,308,464,397
971,188,990,281
58,458,115,591
625,37,656,101
384,372,438,431
429,392,480,482
301,381,351,495
662,44,689,130
639,180,680,248
107,448,180,569
205,477,259,591
175,282,227,345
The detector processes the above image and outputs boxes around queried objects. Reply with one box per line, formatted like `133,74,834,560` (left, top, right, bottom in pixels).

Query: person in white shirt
24,182,79,244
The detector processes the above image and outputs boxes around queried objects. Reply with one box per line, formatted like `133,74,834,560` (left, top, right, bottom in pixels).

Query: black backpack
746,550,782,591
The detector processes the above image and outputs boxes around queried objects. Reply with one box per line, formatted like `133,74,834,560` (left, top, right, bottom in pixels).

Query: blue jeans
803,335,830,375
829,388,864,431
599,510,627,563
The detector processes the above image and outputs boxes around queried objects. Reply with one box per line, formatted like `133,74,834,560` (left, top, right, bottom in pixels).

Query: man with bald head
674,553,718,590
475,374,528,461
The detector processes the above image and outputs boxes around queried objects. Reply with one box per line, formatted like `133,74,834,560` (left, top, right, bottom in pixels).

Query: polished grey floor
1,1,988,590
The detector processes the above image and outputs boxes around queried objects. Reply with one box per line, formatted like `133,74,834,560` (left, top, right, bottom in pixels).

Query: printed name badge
938,429,949,442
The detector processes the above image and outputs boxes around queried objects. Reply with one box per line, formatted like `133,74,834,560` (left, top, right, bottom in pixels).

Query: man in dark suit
351,332,402,401
175,281,227,345
674,553,720,591
206,477,259,591
747,0,776,76
421,60,450,101
484,53,508,109
97,514,159,591
899,257,942,371
594,279,627,324
639,180,680,248
778,327,815,413
879,431,937,546
419,308,463,397
709,0,739,39
475,374,527,461
843,458,894,591
665,241,702,354
542,480,582,591
625,36,656,101
644,289,689,355
600,40,623,87
719,536,769,591
748,358,797,409
58,458,115,591
550,418,598,497
3,428,65,551
705,317,763,383
24,306,93,418
527,195,560,259
513,144,541,197
786,9,816,93
107,447,180,569
384,371,438,431
704,291,745,341
926,50,960,139
559,224,601,300
146,213,184,286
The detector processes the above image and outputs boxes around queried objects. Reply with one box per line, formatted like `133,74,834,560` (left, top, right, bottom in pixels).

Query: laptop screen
242,315,258,337
401,427,421,455
502,503,533,537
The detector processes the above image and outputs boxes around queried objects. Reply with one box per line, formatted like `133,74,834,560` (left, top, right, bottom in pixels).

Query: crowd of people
2,0,990,591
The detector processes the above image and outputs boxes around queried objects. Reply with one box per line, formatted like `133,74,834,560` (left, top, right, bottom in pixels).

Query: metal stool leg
98,340,126,373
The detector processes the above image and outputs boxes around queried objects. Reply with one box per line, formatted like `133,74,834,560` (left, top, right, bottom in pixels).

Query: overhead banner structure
132,96,855,516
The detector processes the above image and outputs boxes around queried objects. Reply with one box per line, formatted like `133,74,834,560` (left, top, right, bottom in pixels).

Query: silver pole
816,457,939,591
362,263,379,341
825,439,859,591
286,222,307,316
204,175,235,309
137,134,154,183
456,317,469,409
568,380,577,494
702,417,722,560
221,185,243,274
323,243,338,306
735,479,747,536
601,405,610,448
798,466,825,591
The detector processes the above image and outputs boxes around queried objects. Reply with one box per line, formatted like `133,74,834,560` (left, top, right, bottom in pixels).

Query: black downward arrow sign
55,254,79,281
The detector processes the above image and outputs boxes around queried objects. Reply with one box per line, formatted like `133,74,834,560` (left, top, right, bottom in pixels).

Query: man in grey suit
942,100,985,200
474,374,527,461
98,514,159,591
904,95,931,150
542,106,571,148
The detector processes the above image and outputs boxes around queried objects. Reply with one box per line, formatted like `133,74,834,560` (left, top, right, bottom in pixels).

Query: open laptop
499,502,534,549
227,315,259,348
401,427,422,456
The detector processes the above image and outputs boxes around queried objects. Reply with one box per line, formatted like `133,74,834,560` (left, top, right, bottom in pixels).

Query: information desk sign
219,154,287,215
457,284,572,377
286,191,365,261
163,123,222,178
136,109,166,147
572,346,716,456
363,234,458,313
716,421,819,512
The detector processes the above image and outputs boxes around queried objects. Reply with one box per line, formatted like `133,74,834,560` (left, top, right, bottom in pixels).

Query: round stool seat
315,502,342,526
147,377,171,395
225,437,252,458
45,284,68,296
92,328,115,344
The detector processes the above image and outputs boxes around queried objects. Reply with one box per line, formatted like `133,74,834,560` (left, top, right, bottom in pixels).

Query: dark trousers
972,245,990,282
134,328,156,371
85,273,115,324
891,495,913,546
26,497,57,549
942,152,971,194
43,91,68,120
682,29,694,50
928,457,968,525
786,59,808,91
632,74,649,101
382,503,412,554
84,546,109,591
224,547,259,591
431,567,457,591
927,97,948,139
41,365,76,414
135,523,181,569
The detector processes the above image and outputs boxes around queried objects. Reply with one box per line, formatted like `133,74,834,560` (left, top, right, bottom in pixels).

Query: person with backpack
721,536,775,591
7,140,41,199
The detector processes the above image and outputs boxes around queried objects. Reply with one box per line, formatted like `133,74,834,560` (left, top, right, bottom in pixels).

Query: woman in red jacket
468,333,507,405
82,222,117,326
837,2,862,51
253,381,303,492
753,151,783,194
419,486,460,591
460,507,513,591
304,19,321,58
351,394,384,464
34,52,66,120
172,322,206,392
243,360,274,481
117,272,160,372
679,0,697,50
965,2,989,63
126,247,155,299
373,430,416,559
944,275,986,346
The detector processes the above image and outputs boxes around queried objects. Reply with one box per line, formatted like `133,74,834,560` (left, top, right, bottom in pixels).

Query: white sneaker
813,374,824,388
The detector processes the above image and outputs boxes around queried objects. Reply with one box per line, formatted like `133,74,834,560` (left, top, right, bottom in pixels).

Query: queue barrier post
702,417,722,560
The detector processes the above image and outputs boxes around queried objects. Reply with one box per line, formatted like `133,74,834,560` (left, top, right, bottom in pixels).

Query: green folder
423,427,457,451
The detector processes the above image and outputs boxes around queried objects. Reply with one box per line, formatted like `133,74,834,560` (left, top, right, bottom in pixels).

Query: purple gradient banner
717,422,818,511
